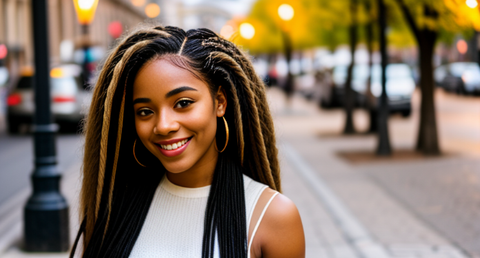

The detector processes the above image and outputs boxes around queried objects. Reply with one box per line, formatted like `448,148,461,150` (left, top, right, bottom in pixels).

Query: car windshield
449,62,478,76
333,65,348,85
372,64,412,80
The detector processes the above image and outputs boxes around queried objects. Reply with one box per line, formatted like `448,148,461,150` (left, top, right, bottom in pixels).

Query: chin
158,158,194,174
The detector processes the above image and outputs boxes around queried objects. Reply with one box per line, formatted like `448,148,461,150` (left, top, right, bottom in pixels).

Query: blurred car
316,65,368,108
321,63,415,116
294,72,316,99
434,62,480,95
6,64,90,133
367,63,416,117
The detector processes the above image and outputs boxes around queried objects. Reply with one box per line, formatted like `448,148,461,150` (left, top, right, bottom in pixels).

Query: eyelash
136,109,153,116
174,98,194,109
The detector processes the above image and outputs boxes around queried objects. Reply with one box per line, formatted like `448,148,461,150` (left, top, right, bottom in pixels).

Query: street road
0,122,84,208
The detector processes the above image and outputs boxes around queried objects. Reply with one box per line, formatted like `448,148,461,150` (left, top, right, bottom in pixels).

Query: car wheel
401,109,411,117
457,81,469,95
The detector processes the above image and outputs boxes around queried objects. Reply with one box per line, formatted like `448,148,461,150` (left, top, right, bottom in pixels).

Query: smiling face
133,58,226,186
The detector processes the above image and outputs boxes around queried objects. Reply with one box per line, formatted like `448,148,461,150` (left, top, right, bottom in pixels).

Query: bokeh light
145,3,161,18
78,0,96,10
0,44,7,59
278,4,294,21
457,39,468,54
240,23,255,40
108,21,123,39
131,0,146,7
220,24,235,39
466,0,478,8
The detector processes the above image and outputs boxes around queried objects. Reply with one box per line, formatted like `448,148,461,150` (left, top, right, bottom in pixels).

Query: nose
154,110,180,135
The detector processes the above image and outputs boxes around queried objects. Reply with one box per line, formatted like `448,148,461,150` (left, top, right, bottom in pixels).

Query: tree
376,0,392,155
343,0,358,134
394,0,480,155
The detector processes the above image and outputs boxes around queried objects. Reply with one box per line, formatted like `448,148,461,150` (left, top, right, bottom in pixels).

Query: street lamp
240,23,255,40
73,0,99,85
24,0,69,251
145,3,161,18
466,0,478,8
277,4,294,106
278,4,294,21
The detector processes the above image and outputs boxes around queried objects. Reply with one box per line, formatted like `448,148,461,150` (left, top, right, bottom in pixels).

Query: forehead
133,58,210,97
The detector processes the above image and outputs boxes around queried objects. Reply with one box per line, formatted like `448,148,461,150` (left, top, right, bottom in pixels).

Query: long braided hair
73,25,280,257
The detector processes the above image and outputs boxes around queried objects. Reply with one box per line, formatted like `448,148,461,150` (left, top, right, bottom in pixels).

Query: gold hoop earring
133,139,146,167
215,116,229,153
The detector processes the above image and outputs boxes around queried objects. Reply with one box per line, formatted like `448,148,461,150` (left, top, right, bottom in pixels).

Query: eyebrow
133,98,151,105
133,86,198,105
165,86,198,98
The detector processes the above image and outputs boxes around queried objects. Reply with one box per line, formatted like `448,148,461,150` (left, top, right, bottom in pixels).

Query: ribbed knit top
129,174,269,258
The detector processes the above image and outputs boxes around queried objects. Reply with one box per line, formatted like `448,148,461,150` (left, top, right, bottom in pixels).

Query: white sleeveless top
129,174,278,258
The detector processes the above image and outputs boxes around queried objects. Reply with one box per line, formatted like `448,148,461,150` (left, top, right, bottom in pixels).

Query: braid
75,25,281,258
199,36,280,191
80,26,173,249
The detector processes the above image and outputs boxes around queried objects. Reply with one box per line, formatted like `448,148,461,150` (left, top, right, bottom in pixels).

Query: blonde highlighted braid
77,25,280,257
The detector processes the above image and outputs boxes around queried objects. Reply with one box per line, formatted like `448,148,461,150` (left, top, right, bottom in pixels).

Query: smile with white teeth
160,139,189,150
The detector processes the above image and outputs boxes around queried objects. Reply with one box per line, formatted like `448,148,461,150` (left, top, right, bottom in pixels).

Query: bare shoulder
256,189,305,258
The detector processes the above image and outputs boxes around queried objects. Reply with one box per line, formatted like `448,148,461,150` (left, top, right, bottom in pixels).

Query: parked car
6,64,91,133
367,63,416,117
434,62,480,95
316,65,366,108
294,72,316,99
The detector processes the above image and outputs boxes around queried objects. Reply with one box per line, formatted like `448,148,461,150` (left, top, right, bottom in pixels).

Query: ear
215,86,227,117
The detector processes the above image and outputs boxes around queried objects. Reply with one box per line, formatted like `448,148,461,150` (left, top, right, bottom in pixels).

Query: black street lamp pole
82,24,91,86
24,0,69,251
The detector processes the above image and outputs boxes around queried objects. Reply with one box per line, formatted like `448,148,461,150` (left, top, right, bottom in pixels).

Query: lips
155,137,192,157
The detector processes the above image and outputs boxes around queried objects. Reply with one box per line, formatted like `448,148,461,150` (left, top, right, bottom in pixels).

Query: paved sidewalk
1,87,476,258
268,87,476,258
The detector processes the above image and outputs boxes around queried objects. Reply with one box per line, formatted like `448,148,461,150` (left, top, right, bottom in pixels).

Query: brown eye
175,99,194,109
137,109,153,116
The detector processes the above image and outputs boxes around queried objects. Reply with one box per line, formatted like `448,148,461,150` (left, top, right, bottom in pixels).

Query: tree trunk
396,1,441,155
376,0,391,155
343,0,357,134
365,1,376,133
282,30,294,107
416,33,440,155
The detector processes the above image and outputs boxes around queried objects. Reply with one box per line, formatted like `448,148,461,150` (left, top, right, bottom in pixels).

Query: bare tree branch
395,0,420,42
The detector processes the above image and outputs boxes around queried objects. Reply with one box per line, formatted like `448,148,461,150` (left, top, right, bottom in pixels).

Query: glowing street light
278,4,294,21
466,0,478,8
145,3,161,18
240,23,255,40
73,0,99,84
73,0,99,25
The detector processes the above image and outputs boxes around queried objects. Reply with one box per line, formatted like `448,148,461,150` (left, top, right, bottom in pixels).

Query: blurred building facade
0,0,147,88
159,0,234,33
0,0,246,89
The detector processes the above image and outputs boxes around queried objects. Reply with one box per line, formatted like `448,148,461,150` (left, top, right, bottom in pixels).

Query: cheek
187,107,217,140
135,118,152,141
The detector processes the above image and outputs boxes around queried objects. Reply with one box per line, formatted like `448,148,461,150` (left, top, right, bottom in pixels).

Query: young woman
72,25,304,258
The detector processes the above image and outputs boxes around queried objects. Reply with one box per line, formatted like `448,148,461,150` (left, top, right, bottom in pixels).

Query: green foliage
237,0,480,54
